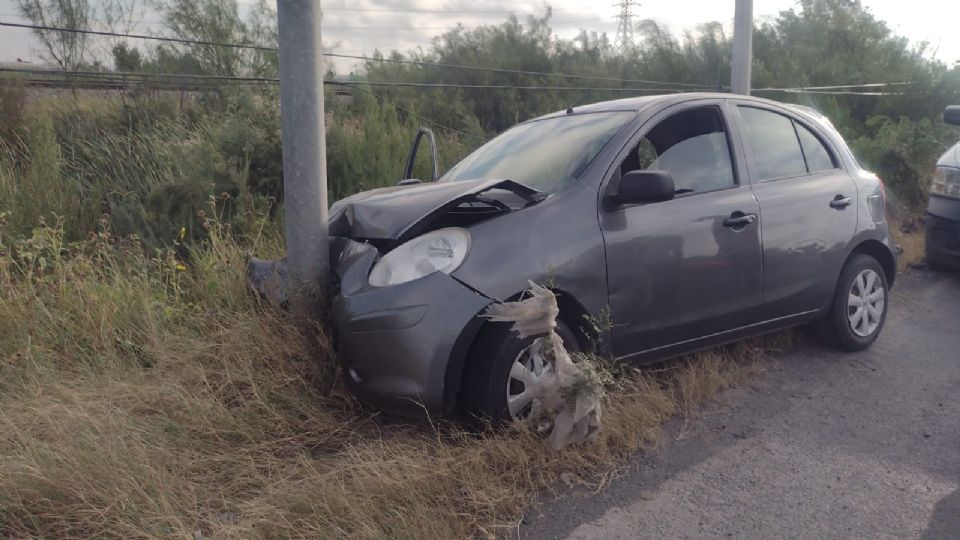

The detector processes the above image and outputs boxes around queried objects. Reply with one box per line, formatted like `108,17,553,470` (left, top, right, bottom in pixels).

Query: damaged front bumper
332,240,492,416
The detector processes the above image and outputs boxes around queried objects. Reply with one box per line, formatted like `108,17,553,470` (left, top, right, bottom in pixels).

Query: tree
17,0,92,71
162,0,249,76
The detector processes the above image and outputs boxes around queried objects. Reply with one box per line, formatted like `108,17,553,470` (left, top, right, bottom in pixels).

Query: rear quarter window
795,122,837,173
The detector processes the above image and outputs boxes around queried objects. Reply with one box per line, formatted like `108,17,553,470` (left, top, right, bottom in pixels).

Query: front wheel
461,319,581,422
816,254,889,351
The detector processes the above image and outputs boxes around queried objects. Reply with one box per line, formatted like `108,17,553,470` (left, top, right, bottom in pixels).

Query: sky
0,0,958,73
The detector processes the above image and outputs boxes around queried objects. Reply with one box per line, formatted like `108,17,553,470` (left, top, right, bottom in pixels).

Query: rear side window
738,106,807,180
795,122,837,172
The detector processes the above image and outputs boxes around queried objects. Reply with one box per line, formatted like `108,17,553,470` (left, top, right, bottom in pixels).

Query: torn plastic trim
483,281,602,449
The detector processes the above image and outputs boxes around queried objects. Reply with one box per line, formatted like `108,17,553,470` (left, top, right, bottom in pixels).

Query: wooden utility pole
276,0,329,306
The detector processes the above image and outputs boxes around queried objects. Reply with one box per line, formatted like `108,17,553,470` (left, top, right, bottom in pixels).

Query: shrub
852,115,957,208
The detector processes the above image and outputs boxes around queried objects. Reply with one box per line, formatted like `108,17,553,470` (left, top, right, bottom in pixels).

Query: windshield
441,112,633,193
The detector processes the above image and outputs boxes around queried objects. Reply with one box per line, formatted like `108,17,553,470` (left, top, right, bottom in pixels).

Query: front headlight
368,228,471,287
931,166,960,198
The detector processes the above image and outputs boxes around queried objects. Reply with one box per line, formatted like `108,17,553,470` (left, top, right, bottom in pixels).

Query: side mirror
945,106,960,126
609,170,675,205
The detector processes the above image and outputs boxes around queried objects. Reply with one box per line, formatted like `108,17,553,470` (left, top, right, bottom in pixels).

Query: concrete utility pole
277,0,329,306
730,0,753,95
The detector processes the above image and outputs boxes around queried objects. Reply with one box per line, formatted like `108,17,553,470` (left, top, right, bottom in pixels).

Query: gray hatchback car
328,93,895,421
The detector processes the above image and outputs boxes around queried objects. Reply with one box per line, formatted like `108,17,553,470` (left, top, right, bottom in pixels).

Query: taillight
867,177,886,223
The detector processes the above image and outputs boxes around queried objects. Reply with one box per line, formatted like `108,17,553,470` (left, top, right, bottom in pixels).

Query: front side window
738,106,808,181
619,106,736,194
441,112,633,194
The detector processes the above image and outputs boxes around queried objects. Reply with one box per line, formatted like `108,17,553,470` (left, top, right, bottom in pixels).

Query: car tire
816,254,889,351
461,318,581,423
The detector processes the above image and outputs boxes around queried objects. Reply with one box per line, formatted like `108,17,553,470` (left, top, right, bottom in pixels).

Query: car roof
530,92,820,120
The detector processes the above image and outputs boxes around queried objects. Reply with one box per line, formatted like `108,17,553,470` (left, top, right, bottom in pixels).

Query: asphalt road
523,269,960,540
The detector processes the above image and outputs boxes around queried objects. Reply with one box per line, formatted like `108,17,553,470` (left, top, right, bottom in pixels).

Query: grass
0,214,797,539
0,91,823,539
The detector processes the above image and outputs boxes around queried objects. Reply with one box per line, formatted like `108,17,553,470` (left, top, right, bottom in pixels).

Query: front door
599,103,763,359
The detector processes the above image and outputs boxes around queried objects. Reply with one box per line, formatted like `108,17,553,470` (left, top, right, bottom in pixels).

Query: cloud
1,0,956,70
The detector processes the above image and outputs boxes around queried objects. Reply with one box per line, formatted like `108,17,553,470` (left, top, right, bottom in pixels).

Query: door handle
723,213,757,229
830,195,852,209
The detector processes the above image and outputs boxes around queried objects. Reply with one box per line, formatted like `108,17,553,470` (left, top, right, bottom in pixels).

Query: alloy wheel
847,268,885,337
506,340,553,420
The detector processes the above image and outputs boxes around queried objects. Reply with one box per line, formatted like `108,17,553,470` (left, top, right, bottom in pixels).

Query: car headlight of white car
931,166,960,198
368,227,471,287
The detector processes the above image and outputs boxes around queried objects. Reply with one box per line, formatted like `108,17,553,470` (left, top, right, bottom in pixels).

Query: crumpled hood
328,178,545,244
937,141,960,169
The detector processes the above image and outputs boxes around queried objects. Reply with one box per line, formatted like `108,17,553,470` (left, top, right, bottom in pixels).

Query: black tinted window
738,106,807,181
795,122,836,172
620,107,735,194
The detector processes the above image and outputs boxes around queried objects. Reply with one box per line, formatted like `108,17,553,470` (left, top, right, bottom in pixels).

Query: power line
0,20,716,89
0,21,920,94
323,26,457,30
320,6,592,13
324,52,712,88
2,75,914,98
0,66,918,97
0,66,277,82
334,80,692,92
0,66,697,93
754,82,913,91
753,88,906,96
0,21,276,51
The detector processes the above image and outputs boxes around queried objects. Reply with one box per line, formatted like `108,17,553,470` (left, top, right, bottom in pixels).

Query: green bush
0,86,479,248
852,116,957,208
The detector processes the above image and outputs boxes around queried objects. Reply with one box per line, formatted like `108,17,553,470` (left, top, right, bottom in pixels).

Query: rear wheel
816,254,889,351
461,319,581,422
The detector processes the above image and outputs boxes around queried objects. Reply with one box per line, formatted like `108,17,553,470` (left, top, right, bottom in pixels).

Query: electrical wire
0,21,276,51
0,70,693,95
319,6,592,13
5,20,915,92
0,67,920,98
0,21,921,94
323,53,714,88
0,20,716,89
0,66,697,93
754,82,913,92
754,88,906,96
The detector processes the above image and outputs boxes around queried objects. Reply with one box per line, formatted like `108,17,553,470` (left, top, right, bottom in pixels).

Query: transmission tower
613,0,640,53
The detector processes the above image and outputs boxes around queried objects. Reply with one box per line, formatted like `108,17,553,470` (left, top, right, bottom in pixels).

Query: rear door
599,101,764,359
730,103,858,318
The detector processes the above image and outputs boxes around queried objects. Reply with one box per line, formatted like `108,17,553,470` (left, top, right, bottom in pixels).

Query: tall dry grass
0,89,801,539
0,213,793,539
